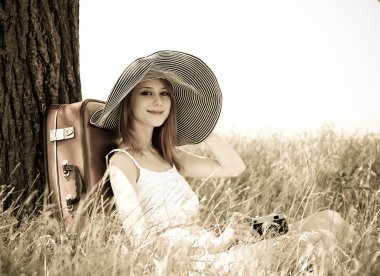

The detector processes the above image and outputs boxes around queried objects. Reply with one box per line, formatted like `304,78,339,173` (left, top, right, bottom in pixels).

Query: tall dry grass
1,126,379,275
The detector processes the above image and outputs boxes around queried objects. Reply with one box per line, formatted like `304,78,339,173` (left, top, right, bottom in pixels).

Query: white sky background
79,0,380,137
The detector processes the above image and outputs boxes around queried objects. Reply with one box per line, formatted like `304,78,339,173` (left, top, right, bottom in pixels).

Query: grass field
1,126,379,275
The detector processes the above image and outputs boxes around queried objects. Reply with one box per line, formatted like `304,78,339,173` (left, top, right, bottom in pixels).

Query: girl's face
129,79,172,128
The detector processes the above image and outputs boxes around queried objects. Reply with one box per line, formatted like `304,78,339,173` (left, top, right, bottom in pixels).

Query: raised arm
108,153,147,245
179,132,246,178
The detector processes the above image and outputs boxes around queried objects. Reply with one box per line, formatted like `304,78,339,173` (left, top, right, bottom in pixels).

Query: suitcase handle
62,161,83,208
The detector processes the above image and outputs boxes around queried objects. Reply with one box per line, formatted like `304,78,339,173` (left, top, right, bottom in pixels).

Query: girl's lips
147,110,164,114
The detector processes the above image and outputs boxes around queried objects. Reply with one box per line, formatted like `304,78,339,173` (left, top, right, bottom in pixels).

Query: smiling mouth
147,110,164,114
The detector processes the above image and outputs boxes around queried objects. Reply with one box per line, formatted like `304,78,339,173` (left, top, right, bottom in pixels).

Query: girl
91,50,355,272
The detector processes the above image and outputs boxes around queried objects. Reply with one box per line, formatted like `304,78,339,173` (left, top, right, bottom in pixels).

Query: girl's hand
217,212,261,250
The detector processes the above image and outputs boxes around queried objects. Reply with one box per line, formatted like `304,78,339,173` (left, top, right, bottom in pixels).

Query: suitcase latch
50,127,75,141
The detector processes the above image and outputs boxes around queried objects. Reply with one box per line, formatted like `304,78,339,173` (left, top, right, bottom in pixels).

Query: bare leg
289,210,357,244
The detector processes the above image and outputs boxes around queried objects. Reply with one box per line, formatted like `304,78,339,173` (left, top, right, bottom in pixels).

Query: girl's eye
140,91,152,95
160,91,170,96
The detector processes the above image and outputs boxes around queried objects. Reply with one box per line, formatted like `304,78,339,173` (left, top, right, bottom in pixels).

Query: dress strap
105,148,143,170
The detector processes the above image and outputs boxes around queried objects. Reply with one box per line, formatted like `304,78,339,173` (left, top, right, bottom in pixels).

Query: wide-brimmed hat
90,50,222,145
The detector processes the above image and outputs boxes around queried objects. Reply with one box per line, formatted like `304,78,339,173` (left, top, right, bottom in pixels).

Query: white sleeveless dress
108,149,337,273
107,149,202,232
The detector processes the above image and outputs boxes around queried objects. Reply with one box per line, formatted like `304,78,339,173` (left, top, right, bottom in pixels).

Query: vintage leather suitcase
44,99,121,231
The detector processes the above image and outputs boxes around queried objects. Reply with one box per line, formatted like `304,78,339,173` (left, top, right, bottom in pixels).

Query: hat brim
90,50,222,146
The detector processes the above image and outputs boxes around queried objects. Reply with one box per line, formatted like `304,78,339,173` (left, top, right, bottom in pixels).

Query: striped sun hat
90,50,223,145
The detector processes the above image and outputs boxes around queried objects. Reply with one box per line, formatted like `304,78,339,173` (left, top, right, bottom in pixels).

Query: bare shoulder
176,148,211,177
109,151,139,180
177,149,197,164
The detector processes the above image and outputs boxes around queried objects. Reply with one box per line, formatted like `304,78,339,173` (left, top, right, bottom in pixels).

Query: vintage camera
248,213,289,238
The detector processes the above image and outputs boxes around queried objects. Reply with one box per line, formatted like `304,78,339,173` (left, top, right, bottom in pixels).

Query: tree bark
0,0,81,212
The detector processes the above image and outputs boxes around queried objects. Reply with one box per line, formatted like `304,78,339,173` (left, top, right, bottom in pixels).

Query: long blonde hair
119,79,180,170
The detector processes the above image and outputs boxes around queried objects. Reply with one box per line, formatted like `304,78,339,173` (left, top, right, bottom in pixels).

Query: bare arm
109,153,147,245
179,132,246,178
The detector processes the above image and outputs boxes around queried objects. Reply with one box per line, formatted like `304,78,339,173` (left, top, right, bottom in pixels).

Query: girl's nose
153,94,162,105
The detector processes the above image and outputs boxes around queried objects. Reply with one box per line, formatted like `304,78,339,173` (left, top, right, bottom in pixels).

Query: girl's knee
318,210,342,223
290,210,346,235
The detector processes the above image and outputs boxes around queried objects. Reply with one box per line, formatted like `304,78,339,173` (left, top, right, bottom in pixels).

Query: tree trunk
0,0,81,212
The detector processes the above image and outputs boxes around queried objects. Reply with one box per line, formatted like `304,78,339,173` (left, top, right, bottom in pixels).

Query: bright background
79,0,380,136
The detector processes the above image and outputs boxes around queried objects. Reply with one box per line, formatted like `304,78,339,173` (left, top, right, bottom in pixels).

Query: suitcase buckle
50,127,75,141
